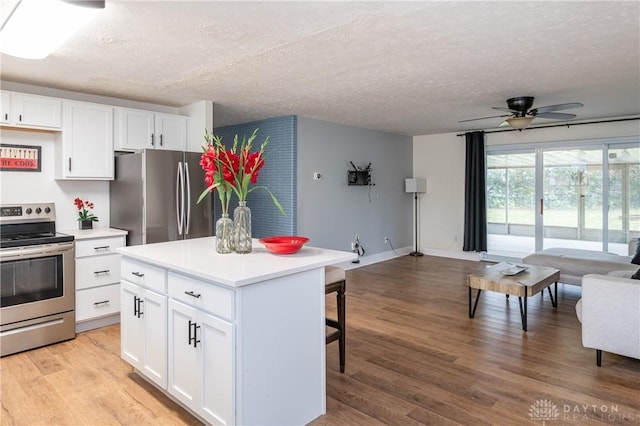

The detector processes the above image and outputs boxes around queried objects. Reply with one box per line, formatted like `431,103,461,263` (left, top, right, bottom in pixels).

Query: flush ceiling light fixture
506,116,535,130
0,0,104,59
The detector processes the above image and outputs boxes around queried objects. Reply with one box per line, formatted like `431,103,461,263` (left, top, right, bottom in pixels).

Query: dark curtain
463,131,487,252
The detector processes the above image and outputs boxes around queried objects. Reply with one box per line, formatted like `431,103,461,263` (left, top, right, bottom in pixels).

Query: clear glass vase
215,214,234,254
233,201,252,254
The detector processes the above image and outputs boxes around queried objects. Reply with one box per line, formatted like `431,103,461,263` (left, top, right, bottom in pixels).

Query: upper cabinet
1,91,10,124
115,108,187,152
0,91,62,130
55,101,114,180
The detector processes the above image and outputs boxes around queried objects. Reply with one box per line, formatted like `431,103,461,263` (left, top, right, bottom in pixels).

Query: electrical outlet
384,236,389,244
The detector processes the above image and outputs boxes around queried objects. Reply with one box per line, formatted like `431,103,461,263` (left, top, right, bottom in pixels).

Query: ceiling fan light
506,116,534,130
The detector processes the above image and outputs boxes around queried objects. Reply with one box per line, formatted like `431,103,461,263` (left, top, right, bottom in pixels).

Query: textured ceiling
1,1,639,136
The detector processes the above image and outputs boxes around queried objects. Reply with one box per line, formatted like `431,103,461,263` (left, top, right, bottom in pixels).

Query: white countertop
118,237,356,288
59,227,128,240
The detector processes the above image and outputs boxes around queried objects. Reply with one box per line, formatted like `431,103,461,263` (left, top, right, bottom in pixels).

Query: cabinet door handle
137,298,144,318
93,245,110,251
133,296,139,316
93,300,110,306
4,113,7,120
187,320,201,348
184,290,201,299
194,324,201,348
68,158,72,172
18,114,22,122
150,133,154,147
131,271,144,278
93,270,110,275
159,134,163,146
188,320,195,346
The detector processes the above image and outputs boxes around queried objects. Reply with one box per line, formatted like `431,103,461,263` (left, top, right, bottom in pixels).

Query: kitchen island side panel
236,268,326,426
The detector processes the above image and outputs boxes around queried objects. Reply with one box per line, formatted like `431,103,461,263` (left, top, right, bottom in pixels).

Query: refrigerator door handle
184,161,191,235
176,161,184,235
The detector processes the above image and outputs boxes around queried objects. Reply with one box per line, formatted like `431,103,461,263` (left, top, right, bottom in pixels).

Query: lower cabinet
121,280,167,388
118,255,326,425
168,299,234,426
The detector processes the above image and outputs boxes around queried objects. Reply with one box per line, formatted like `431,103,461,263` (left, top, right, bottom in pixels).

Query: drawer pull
131,271,144,278
184,290,201,299
93,300,110,306
93,270,110,275
93,245,110,251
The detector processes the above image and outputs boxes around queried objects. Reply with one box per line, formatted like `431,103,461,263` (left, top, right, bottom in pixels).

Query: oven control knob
44,207,51,214
35,207,42,214
25,208,32,214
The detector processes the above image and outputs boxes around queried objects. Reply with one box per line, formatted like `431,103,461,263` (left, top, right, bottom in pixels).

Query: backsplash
214,115,297,238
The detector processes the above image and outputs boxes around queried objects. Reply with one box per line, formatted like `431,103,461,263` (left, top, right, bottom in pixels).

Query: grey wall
297,117,413,254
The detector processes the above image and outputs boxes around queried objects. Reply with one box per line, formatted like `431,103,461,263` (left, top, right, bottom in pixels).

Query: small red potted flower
74,197,98,230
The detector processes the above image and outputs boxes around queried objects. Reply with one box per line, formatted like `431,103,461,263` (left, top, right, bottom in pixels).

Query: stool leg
337,283,346,373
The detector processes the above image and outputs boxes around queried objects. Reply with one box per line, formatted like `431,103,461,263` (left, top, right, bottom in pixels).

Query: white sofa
576,273,640,366
523,239,639,285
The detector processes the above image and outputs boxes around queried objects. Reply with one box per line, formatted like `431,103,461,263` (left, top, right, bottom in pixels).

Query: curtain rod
456,117,640,137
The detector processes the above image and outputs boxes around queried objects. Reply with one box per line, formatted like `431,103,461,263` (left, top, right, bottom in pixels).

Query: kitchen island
117,237,356,426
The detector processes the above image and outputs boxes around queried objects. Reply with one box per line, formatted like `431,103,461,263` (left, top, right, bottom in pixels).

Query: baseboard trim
75,314,120,333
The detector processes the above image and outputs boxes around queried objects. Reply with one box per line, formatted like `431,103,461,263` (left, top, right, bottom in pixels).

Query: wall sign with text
0,144,42,172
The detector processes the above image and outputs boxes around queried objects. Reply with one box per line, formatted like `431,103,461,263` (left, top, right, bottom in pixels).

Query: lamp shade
506,116,534,130
405,178,426,193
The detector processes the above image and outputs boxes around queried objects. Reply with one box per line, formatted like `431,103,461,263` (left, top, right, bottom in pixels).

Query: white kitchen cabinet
121,279,167,389
114,108,187,151
168,299,234,426
154,113,188,151
55,100,114,180
117,236,357,426
59,229,127,333
1,91,10,124
0,91,62,129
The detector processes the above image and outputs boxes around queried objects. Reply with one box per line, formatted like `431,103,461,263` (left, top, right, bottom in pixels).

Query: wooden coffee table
467,263,560,332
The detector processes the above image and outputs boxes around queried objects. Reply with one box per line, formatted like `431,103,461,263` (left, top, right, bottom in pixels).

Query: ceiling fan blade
458,114,511,123
533,112,577,120
531,102,583,114
498,120,511,128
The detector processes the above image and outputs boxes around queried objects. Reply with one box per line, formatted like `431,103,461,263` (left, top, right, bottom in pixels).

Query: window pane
608,146,640,254
487,151,535,257
543,148,603,251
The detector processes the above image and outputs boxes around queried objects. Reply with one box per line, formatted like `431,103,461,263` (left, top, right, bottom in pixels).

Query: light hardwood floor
2,255,639,425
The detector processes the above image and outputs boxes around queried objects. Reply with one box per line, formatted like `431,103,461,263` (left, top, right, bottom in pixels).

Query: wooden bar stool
325,266,346,373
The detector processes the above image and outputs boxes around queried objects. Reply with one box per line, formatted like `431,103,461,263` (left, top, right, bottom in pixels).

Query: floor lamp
405,178,426,257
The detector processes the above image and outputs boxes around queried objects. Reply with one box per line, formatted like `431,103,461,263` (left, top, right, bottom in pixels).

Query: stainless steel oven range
0,202,75,357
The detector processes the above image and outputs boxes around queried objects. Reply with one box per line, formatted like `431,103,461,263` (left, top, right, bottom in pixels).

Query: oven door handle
0,243,74,260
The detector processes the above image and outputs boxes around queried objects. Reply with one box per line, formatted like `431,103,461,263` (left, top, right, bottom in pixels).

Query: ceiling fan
460,96,584,130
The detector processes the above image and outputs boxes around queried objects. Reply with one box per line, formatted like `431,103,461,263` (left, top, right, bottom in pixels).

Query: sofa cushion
607,270,635,279
523,248,636,278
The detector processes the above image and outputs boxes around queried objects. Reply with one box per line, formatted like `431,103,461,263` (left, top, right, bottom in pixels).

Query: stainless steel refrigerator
110,149,213,246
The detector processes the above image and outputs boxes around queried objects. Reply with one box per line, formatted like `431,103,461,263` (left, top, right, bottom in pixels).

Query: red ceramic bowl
259,236,310,254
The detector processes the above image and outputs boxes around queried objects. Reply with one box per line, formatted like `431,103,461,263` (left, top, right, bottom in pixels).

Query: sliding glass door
542,147,603,251
486,150,536,257
486,138,639,259
607,144,640,255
